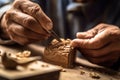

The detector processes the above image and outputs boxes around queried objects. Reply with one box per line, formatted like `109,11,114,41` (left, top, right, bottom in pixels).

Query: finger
7,22,48,44
13,0,53,30
85,52,119,67
6,10,47,34
71,30,113,49
80,41,120,58
8,29,43,45
8,30,33,45
9,22,49,39
76,29,97,39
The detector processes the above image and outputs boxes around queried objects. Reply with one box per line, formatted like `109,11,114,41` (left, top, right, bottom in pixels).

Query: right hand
0,0,53,45
71,23,120,67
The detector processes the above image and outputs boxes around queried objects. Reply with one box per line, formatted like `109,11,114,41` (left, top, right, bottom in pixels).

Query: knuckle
5,10,16,19
12,0,20,8
5,11,12,19
30,5,41,15
12,0,25,8
110,27,120,35
23,17,36,26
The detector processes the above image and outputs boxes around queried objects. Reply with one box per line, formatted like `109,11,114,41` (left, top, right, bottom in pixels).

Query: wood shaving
89,72,100,79
41,64,49,67
80,70,85,75
61,69,67,72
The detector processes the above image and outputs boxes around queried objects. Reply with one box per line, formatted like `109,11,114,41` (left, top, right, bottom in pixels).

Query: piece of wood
0,44,120,80
0,60,61,80
0,44,61,80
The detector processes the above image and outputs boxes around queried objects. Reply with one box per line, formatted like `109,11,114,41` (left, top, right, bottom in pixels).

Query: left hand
71,23,120,67
0,0,53,45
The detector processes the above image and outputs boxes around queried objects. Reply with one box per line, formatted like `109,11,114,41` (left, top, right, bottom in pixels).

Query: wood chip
61,69,67,72
89,72,100,79
80,70,85,75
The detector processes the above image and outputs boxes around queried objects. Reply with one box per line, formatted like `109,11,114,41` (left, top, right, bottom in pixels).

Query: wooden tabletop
0,44,120,80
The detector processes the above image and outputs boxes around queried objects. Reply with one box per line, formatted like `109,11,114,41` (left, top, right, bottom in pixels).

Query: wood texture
0,44,120,80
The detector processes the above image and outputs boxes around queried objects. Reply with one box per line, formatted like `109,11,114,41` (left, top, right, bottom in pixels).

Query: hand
71,23,120,67
0,0,53,45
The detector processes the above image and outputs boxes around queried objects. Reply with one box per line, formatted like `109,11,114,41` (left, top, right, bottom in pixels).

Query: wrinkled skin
0,0,53,45
71,23,120,67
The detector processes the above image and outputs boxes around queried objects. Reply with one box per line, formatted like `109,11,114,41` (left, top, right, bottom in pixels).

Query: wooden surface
0,44,120,80
0,61,61,80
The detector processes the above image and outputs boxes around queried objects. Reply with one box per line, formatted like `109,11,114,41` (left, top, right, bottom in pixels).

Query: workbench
0,44,120,80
